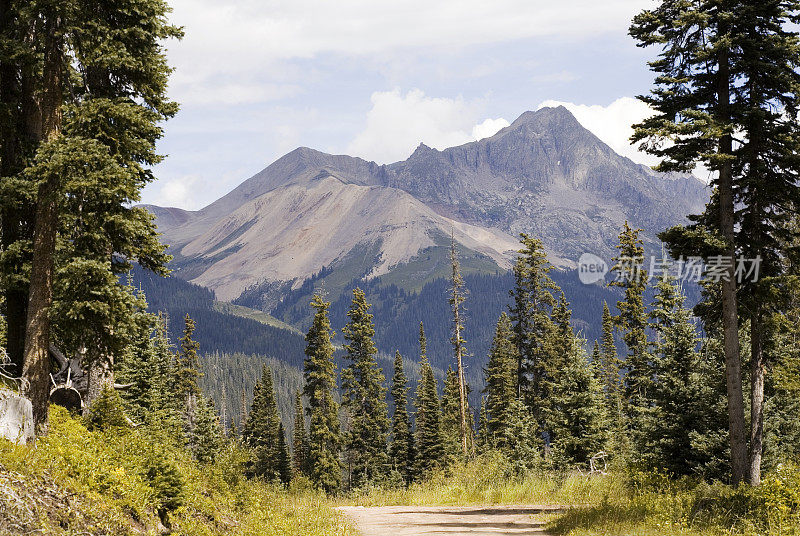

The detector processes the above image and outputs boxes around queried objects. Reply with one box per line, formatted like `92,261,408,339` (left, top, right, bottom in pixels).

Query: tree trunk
83,346,114,414
716,42,748,485
21,11,62,435
748,308,765,486
22,176,59,433
450,237,469,457
455,320,468,457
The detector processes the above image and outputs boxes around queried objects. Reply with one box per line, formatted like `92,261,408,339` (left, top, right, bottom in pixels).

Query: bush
142,444,185,524
84,387,129,431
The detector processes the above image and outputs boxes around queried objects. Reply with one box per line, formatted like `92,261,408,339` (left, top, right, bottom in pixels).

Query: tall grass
345,451,626,507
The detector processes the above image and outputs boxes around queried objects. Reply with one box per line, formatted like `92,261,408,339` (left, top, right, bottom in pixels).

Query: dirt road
337,505,565,536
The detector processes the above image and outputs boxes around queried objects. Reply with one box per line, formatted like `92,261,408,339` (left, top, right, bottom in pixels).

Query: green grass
0,406,355,536
213,301,303,334
344,452,623,507
376,233,502,294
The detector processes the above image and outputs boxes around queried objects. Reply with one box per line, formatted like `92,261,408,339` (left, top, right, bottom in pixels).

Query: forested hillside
131,267,307,368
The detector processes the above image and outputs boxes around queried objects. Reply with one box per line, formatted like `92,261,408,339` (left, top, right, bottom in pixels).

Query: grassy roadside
342,452,800,536
0,406,355,536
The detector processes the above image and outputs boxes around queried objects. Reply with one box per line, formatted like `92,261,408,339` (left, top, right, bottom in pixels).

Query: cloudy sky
143,0,666,210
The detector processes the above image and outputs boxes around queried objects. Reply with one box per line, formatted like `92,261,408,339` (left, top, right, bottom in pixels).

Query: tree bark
22,176,58,433
716,41,748,485
21,11,62,435
748,308,765,485
83,346,114,414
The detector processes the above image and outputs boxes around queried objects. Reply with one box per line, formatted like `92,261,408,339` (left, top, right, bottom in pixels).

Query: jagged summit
510,105,576,126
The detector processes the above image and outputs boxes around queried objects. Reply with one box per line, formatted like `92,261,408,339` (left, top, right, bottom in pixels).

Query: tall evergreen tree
176,314,201,401
340,288,389,487
628,0,800,483
483,313,517,451
243,365,283,482
389,351,415,484
413,323,444,478
645,274,729,477
609,222,650,416
544,294,608,464
508,234,557,422
504,396,542,475
175,314,202,445
292,390,309,477
599,301,626,457
448,237,469,457
191,397,224,464
600,302,623,423
0,0,179,433
303,294,341,492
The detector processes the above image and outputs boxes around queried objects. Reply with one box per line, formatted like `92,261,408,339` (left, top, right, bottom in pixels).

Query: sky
142,0,666,210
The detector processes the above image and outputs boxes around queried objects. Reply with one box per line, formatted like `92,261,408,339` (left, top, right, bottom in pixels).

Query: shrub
84,387,129,431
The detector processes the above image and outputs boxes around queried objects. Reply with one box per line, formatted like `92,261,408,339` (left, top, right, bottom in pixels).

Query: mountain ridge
145,106,708,306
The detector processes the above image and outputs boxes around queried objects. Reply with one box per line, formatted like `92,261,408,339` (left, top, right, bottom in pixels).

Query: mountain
145,106,707,309
155,174,517,301
381,106,707,260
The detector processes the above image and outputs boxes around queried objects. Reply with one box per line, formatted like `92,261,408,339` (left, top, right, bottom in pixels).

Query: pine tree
542,293,608,465
483,313,517,450
508,234,557,421
643,273,728,477
0,0,179,434
136,313,183,437
116,288,159,423
538,292,572,443
340,288,389,488
292,391,309,477
504,397,542,475
598,301,626,458
389,351,415,484
176,314,201,401
243,365,283,481
550,340,609,466
609,223,650,440
277,422,292,486
413,323,444,478
600,302,623,423
175,314,202,447
627,0,800,483
191,397,224,464
303,294,341,492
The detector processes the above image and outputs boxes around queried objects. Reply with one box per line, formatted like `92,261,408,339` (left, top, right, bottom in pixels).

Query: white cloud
157,175,202,209
538,98,714,181
538,97,658,166
166,0,644,105
346,89,509,163
472,118,511,140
